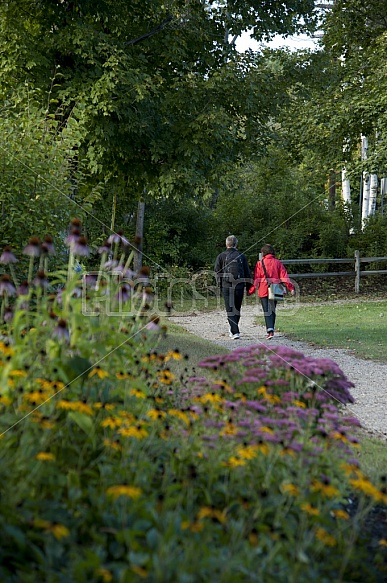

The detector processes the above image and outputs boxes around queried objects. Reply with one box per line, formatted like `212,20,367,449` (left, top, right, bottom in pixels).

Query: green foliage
0,88,102,264
348,215,387,258
144,196,214,268
0,0,318,200
210,147,342,265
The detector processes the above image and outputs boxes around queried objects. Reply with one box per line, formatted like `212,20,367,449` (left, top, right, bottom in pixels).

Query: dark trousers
222,284,245,335
260,296,277,332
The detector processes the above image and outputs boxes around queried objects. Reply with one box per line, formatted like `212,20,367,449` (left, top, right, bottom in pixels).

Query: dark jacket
214,248,251,289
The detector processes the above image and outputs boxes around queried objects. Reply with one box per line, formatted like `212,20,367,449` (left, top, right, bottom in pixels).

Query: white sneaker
232,333,240,340
229,330,234,338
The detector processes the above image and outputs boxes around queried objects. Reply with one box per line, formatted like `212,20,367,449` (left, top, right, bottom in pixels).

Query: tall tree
0,0,317,199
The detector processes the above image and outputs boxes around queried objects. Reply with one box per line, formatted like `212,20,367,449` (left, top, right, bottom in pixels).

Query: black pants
222,284,245,335
260,295,277,333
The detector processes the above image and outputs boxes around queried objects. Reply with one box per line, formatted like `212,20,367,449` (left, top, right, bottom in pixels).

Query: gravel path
170,303,387,439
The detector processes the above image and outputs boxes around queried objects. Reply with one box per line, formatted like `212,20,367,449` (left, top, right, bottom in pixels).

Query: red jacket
249,254,294,298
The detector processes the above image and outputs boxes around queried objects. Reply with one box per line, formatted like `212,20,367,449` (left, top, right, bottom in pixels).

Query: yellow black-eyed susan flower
181,520,204,533
24,391,52,405
95,568,113,582
36,452,56,461
103,439,122,451
106,485,142,500
311,479,340,498
101,416,123,429
0,395,12,406
349,478,383,502
223,456,246,468
168,409,190,425
315,527,336,547
119,426,148,439
33,518,70,540
130,388,146,399
197,506,226,524
165,349,182,361
147,408,166,420
116,371,130,380
131,566,148,579
300,502,320,516
57,400,93,416
236,445,259,460
281,483,300,497
9,369,28,378
331,509,350,520
157,369,175,385
88,366,109,379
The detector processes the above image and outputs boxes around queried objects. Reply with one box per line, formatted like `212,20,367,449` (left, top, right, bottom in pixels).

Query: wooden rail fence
281,251,387,293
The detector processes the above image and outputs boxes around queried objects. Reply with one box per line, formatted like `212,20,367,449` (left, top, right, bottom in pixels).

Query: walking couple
214,236,295,340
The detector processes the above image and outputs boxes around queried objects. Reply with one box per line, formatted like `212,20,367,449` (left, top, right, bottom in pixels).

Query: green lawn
156,320,228,378
279,300,387,362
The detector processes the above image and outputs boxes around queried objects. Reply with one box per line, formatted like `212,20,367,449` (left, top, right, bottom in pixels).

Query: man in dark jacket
214,235,251,339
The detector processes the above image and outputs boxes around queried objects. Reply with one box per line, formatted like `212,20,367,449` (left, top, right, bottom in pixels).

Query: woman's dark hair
261,244,275,257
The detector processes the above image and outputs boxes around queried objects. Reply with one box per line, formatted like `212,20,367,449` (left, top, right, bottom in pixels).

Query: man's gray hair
226,235,238,248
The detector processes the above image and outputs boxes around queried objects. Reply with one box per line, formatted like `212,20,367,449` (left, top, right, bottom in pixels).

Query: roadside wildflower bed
0,222,386,582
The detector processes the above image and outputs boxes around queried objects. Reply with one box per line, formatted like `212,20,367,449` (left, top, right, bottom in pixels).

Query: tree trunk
328,169,336,210
134,200,145,272
361,135,370,229
341,169,351,205
361,173,370,228
369,174,378,216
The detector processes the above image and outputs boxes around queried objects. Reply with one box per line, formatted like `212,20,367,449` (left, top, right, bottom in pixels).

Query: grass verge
279,300,387,362
157,319,228,377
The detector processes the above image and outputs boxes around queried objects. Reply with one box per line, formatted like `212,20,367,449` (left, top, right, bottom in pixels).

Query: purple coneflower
65,228,81,247
71,286,82,298
84,273,98,288
42,235,55,255
110,230,130,249
52,319,70,342
17,280,30,296
142,287,153,304
0,274,16,296
145,315,160,331
3,306,13,322
115,284,131,303
103,259,118,271
0,246,18,264
23,237,41,257
98,240,111,254
71,236,89,257
118,231,130,249
33,271,48,289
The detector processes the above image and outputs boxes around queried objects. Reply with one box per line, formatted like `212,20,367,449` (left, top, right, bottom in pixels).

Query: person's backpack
223,249,244,282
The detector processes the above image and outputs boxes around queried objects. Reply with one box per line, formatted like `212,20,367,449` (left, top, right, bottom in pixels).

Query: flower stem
67,251,74,282
124,250,134,272
96,252,107,291
27,256,35,284
9,264,19,288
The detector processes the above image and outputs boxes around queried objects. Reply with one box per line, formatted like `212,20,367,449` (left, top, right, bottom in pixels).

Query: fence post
134,199,145,272
354,250,360,293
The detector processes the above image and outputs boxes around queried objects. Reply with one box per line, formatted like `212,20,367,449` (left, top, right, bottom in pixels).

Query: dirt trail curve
170,303,387,439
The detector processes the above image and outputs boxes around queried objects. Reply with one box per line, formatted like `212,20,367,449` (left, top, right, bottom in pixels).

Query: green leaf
68,411,94,435
63,356,92,381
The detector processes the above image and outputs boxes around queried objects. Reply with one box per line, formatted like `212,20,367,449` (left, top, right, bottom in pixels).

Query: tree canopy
0,0,317,196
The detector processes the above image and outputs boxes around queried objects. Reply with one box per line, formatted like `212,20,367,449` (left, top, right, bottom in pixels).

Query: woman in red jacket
248,244,295,339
